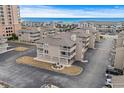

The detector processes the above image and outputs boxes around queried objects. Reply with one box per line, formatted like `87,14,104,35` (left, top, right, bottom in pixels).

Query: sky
20,5,124,18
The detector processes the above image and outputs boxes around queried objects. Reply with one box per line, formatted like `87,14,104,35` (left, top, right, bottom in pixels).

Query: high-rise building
0,5,21,37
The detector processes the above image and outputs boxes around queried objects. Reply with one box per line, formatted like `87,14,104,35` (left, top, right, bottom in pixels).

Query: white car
82,60,88,63
105,82,111,86
105,73,112,77
106,78,112,83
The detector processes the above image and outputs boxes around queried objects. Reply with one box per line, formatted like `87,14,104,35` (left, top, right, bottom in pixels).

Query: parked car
106,68,123,75
104,84,112,88
106,78,112,83
106,74,112,79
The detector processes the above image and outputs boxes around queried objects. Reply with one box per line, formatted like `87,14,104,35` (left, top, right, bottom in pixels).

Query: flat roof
37,32,76,47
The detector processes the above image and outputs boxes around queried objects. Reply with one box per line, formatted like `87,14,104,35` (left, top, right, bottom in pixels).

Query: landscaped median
0,81,13,88
16,56,83,76
14,47,29,52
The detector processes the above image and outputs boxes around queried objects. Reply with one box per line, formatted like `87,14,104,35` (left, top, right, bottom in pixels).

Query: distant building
0,36,8,54
18,30,40,43
78,21,124,34
0,5,21,37
21,21,56,29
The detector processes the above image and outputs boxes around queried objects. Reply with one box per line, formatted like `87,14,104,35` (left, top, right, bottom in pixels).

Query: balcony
60,52,76,59
30,33,40,37
60,45,76,52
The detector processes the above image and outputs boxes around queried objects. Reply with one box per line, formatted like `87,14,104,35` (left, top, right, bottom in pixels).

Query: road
0,39,113,88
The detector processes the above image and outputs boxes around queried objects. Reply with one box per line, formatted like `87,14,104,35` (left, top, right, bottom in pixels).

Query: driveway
0,39,113,88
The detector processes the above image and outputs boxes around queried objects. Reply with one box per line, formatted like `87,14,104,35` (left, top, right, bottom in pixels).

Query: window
61,51,66,55
9,22,12,24
7,5,11,7
2,22,5,24
8,15,11,17
44,50,48,54
8,12,11,14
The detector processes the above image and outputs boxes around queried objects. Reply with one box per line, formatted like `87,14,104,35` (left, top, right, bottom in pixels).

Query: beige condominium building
37,27,59,38
78,22,100,42
115,31,124,48
0,5,21,37
34,28,97,66
0,36,8,54
34,32,77,67
111,31,124,88
114,31,124,70
114,47,124,70
18,30,40,43
71,29,90,61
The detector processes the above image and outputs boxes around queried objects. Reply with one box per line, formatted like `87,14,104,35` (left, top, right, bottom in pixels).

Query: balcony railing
60,45,76,52
60,52,76,59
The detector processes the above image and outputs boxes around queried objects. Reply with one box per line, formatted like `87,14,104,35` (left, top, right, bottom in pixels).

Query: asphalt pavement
0,39,113,88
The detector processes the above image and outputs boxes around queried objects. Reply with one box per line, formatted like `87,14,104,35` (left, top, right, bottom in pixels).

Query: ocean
21,18,124,23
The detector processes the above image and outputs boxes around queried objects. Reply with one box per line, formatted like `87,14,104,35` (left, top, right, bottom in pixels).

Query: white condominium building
18,30,40,43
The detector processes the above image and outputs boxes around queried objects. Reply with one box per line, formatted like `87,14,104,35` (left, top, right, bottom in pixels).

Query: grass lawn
16,56,83,76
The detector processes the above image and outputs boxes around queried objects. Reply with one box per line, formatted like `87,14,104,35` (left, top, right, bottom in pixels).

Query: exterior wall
75,40,84,61
114,47,124,70
35,44,68,65
0,37,8,54
116,38,124,48
35,42,76,66
18,31,40,43
96,32,100,41
88,34,96,49
0,5,21,37
18,32,30,42
74,36,89,62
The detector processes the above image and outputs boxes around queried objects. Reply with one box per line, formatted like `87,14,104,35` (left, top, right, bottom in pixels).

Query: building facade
113,31,124,70
18,30,40,43
0,36,8,54
0,5,21,37
34,32,76,67
34,28,98,66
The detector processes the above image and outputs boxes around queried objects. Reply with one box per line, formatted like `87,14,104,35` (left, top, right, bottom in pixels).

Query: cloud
20,5,124,18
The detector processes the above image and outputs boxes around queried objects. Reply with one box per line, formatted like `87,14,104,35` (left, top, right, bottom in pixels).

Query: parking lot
0,39,113,88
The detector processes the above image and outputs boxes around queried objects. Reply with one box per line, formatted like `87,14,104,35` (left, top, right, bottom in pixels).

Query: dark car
104,84,112,88
106,75,112,79
106,68,123,75
114,68,123,74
